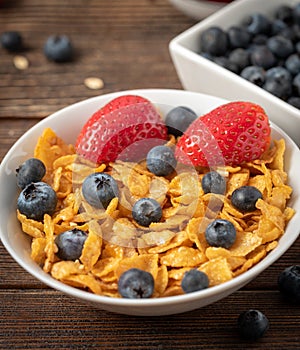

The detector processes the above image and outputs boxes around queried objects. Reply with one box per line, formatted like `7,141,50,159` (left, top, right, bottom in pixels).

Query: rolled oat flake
13,55,29,70
84,77,104,90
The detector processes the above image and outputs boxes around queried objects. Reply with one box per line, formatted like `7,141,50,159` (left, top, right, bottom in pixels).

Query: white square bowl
169,0,300,147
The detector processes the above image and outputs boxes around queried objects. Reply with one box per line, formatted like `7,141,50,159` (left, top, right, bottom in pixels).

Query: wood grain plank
0,0,195,118
0,289,299,349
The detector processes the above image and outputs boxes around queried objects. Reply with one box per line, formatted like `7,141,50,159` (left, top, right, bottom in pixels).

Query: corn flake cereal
16,128,295,298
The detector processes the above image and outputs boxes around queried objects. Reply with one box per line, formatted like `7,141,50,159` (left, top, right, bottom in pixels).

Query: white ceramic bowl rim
1,89,299,312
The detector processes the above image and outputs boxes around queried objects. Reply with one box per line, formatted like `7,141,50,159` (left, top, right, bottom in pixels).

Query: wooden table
0,1,299,349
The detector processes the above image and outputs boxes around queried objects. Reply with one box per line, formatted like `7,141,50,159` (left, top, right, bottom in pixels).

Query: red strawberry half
175,101,271,167
75,95,168,163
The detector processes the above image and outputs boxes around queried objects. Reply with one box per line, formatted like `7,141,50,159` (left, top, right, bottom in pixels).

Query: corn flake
16,128,294,298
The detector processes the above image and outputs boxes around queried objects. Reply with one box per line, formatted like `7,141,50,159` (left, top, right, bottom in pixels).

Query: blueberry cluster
199,3,300,109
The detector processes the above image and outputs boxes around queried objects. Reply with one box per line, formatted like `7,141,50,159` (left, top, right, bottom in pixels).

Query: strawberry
175,101,271,167
75,95,168,163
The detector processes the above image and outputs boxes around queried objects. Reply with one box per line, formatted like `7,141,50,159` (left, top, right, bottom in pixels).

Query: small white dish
1,89,299,316
169,0,300,146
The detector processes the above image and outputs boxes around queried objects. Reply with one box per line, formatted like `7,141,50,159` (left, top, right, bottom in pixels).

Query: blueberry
271,19,288,36
287,96,300,109
227,26,251,49
267,36,294,59
181,269,209,294
205,219,236,249
118,268,154,298
250,45,277,69
280,26,298,43
200,26,229,56
285,53,300,75
237,309,269,341
16,158,46,189
17,182,57,221
296,41,300,54
265,66,292,83
132,198,162,227
55,229,87,261
251,34,268,45
165,106,197,137
243,13,271,35
146,145,177,176
228,48,250,72
294,3,300,25
263,66,293,100
293,73,300,95
201,171,226,195
263,78,292,100
278,265,300,303
82,172,119,209
200,52,213,60
0,31,22,51
275,5,293,25
212,56,240,74
293,24,300,42
231,186,262,212
241,66,265,87
44,35,73,62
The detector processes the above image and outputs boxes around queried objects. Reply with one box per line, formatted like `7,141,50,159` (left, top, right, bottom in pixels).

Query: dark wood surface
1,1,299,349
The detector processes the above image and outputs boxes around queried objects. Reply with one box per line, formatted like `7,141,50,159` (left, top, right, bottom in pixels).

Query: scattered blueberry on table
237,309,269,341
43,34,73,62
278,265,300,303
1,31,73,64
0,31,23,51
198,2,300,108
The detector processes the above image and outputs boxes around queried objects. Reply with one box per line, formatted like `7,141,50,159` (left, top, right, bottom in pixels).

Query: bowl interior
1,89,300,316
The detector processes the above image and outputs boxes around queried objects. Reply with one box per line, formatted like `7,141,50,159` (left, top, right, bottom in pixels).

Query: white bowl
169,0,300,147
1,89,300,316
168,0,230,20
